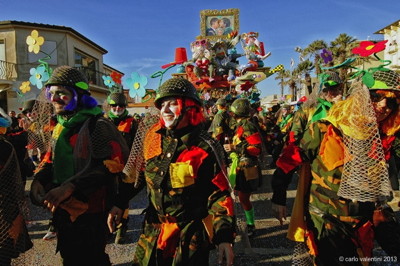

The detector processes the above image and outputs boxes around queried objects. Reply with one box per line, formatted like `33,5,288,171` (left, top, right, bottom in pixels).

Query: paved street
12,167,400,265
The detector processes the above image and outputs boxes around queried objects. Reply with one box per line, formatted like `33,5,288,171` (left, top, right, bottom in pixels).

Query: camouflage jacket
231,118,262,163
117,123,235,265
208,109,232,143
300,121,371,236
107,112,138,149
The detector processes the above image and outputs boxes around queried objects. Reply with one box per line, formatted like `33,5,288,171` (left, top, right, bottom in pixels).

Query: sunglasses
110,104,126,108
370,91,398,109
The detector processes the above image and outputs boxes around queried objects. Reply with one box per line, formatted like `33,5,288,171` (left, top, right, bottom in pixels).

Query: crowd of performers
1,64,400,265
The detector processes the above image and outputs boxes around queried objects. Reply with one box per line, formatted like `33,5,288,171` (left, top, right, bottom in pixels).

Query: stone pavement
14,166,400,265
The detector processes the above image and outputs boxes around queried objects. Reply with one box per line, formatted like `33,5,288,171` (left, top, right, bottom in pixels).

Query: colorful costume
299,71,400,264
115,78,235,265
32,66,130,265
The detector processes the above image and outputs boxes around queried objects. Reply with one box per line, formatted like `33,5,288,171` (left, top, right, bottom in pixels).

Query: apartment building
375,19,400,70
0,20,123,112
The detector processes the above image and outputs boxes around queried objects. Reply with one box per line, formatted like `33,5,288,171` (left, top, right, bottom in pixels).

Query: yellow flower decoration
19,81,31,93
26,30,44,54
103,156,124,173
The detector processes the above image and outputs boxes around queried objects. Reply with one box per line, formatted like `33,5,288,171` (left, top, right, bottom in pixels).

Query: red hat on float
162,47,188,69
298,96,307,103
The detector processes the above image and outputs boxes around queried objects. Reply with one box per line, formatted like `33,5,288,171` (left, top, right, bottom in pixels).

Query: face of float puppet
191,39,211,59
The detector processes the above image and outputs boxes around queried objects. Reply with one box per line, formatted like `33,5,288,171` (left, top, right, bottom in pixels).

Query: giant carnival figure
240,32,271,72
188,39,214,81
210,34,242,82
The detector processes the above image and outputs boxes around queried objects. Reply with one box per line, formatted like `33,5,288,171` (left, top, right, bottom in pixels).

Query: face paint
110,104,126,116
160,97,182,129
48,85,75,114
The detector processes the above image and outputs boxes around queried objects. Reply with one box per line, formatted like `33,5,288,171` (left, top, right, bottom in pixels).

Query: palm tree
295,60,314,95
302,40,328,76
274,69,290,97
330,33,358,95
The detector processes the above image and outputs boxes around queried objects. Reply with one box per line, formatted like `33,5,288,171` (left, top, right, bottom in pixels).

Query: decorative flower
352,40,388,57
110,71,123,84
124,72,147,98
19,81,31,93
26,30,45,54
102,75,115,88
29,65,50,89
320,49,333,64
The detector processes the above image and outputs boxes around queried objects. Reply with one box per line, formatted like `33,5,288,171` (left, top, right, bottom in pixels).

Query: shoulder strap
199,131,233,192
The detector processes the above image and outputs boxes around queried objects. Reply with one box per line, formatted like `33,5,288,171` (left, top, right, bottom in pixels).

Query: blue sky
2,0,400,97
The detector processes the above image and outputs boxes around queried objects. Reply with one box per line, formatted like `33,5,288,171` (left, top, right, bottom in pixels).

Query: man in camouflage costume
208,98,233,145
105,92,138,244
30,66,129,265
108,78,235,265
298,70,400,264
223,98,262,237
271,71,343,228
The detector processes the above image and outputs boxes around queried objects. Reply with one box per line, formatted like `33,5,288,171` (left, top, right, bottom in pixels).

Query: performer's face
48,85,73,114
370,90,398,122
160,97,188,129
110,104,126,116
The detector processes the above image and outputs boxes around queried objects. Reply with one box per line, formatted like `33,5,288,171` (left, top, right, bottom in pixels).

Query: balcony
75,66,122,91
0,60,16,80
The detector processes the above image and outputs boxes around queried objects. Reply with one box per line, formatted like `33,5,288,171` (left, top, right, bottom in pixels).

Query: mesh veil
123,107,159,187
328,81,392,202
27,89,54,157
0,140,32,265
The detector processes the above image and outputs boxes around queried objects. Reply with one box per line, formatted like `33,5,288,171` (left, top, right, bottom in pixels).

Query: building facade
375,19,400,70
0,20,123,112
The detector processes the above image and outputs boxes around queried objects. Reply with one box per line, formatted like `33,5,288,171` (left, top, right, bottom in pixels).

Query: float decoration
123,72,148,99
162,47,188,73
150,9,285,105
320,48,333,64
350,40,392,88
25,30,53,90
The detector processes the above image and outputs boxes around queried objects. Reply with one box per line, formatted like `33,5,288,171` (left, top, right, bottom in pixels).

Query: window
0,40,5,61
28,41,57,64
74,50,98,84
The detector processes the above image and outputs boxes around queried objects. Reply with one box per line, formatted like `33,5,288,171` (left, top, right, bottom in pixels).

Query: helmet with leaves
154,78,201,109
108,92,127,106
46,65,89,93
230,98,251,117
370,70,400,91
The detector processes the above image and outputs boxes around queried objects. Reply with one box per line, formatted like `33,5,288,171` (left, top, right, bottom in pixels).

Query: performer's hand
271,202,286,225
107,206,123,233
217,242,234,266
223,144,232,152
43,182,75,212
30,179,45,206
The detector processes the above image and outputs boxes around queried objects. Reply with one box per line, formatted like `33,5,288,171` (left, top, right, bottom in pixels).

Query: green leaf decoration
362,72,375,88
75,81,89,90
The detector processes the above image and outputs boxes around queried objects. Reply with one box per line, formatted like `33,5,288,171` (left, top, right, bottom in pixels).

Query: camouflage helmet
154,78,201,109
108,92,127,106
370,70,400,91
215,98,227,106
22,99,37,113
45,65,89,93
230,98,251,117
319,71,342,92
